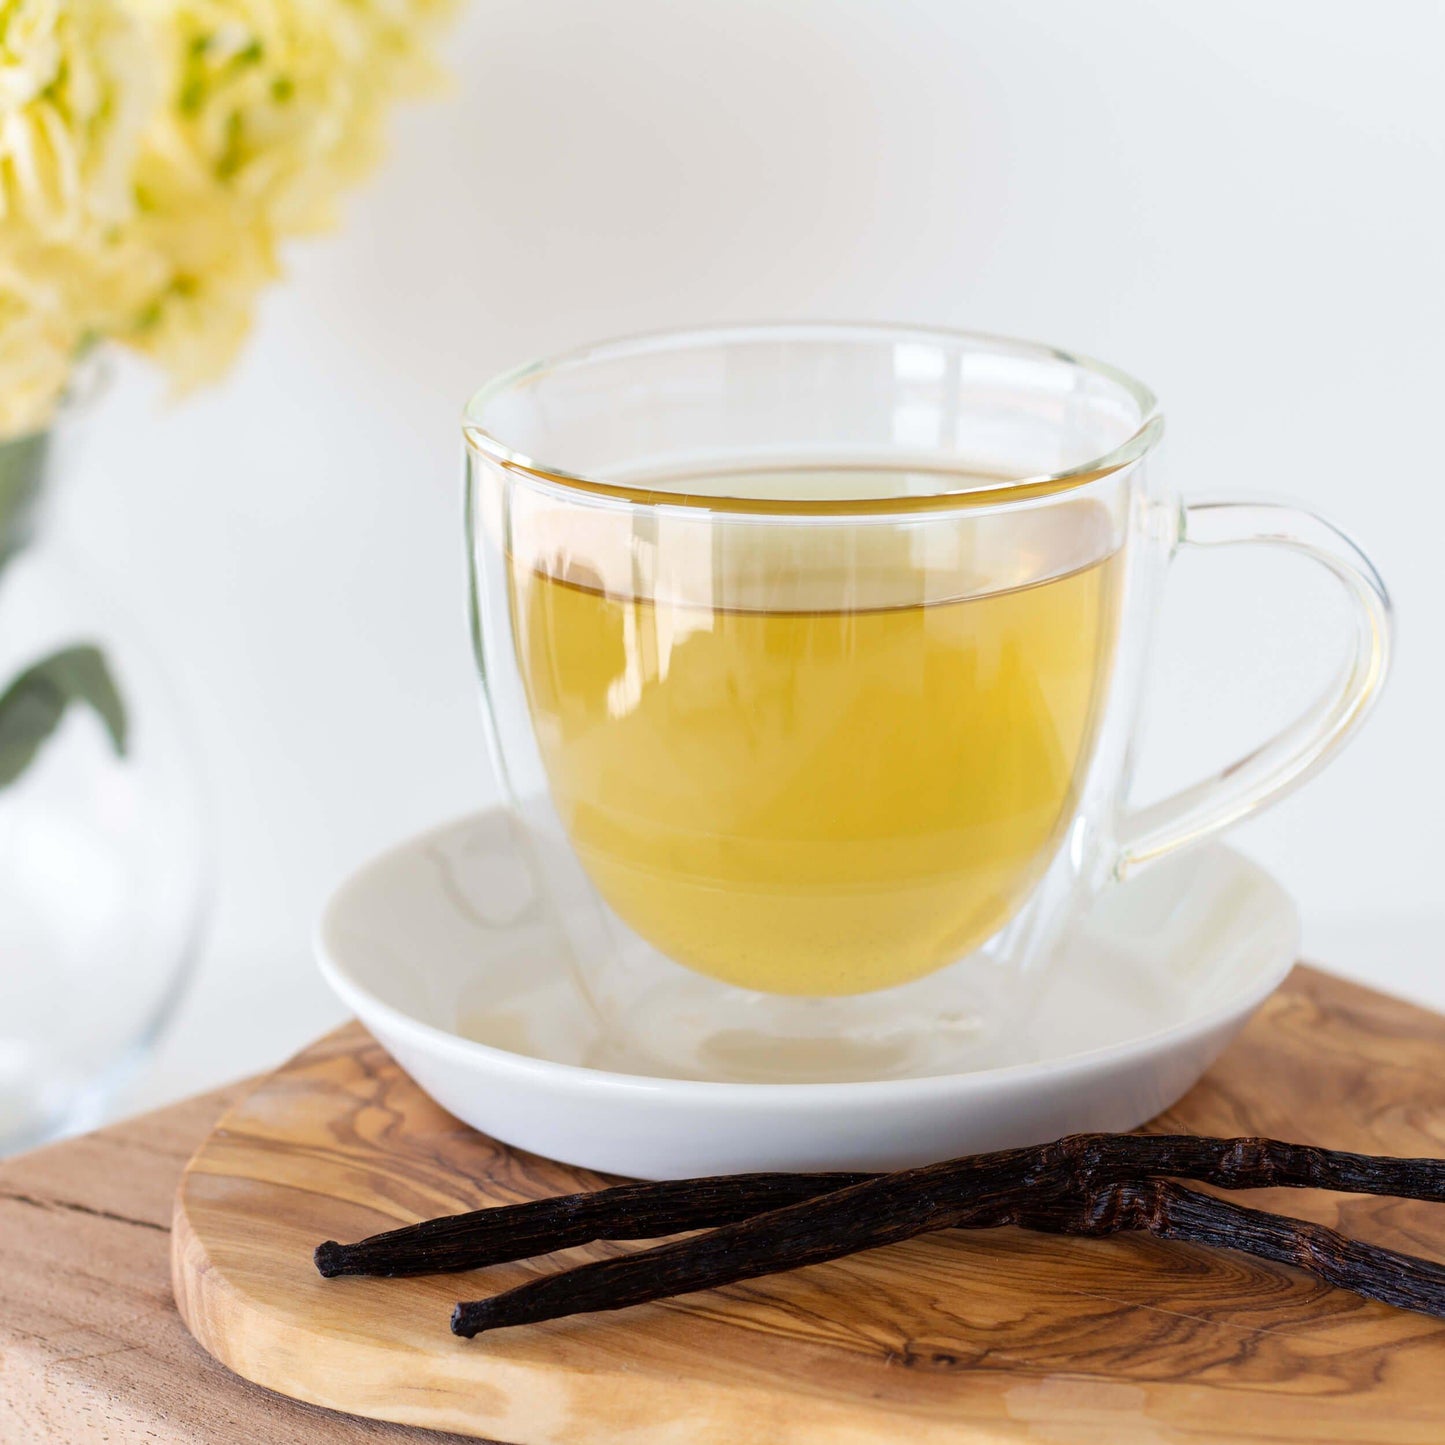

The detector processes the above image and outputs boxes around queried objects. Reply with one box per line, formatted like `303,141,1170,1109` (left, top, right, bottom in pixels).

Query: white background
52,0,1443,1113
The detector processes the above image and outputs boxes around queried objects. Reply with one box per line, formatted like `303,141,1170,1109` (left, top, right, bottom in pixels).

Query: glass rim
462,321,1164,516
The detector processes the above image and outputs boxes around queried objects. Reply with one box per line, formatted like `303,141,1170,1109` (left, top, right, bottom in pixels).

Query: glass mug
464,324,1390,1083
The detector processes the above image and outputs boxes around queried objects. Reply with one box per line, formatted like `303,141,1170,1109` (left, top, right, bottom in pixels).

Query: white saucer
316,809,1298,1179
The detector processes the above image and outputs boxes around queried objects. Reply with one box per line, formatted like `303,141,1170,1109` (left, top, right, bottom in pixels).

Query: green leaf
0,430,49,575
0,645,129,790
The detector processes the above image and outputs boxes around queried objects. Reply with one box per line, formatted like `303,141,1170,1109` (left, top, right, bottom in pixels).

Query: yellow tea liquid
509,495,1122,997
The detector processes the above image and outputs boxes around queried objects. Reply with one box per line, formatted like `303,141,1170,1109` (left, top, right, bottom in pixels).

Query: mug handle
1114,498,1392,879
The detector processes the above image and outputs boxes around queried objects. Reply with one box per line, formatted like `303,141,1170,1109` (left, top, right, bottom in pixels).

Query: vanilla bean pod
315,1171,867,1278
452,1159,1011,1336
1015,1179,1445,1320
444,1137,1445,1337
452,1173,1445,1337
321,1134,1445,1280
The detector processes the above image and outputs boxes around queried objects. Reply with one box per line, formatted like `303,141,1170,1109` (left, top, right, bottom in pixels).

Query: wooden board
0,1078,475,1443
172,966,1445,1445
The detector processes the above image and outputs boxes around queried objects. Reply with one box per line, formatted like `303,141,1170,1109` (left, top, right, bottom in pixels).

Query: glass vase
0,415,207,1155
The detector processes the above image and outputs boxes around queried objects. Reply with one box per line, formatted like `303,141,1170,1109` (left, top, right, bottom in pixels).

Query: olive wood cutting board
171,966,1445,1444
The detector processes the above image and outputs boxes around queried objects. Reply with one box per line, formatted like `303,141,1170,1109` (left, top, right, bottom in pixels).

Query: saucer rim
315,810,1299,1103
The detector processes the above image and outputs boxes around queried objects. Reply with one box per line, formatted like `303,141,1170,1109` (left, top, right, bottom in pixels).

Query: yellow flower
0,0,160,434
0,0,452,436
0,0,155,232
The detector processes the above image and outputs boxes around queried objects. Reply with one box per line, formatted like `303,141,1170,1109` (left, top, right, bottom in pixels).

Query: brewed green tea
510,479,1122,996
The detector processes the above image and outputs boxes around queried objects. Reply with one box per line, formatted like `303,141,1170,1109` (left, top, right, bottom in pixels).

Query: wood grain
172,966,1445,1444
0,1080,478,1443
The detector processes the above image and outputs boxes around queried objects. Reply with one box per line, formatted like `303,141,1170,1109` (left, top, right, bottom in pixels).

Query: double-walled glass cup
464,324,1389,1083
